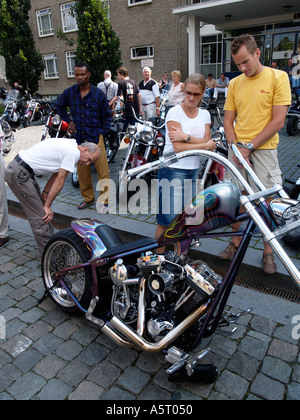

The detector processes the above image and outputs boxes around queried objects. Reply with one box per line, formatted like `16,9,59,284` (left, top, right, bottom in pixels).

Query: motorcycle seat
101,238,158,260
95,224,124,249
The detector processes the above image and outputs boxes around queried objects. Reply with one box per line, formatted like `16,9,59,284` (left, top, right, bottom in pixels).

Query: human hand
168,126,185,142
68,121,77,133
43,206,54,224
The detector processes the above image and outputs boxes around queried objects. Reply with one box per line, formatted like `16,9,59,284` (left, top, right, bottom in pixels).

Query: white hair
104,70,112,78
81,142,99,154
143,67,152,73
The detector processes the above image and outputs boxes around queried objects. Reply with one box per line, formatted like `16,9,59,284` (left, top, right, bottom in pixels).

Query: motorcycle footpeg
168,364,218,384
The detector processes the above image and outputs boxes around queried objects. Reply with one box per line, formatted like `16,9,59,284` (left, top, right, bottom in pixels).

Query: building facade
174,0,300,79
27,0,189,98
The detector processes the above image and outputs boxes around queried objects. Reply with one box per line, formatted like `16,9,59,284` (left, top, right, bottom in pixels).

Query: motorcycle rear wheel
41,229,93,313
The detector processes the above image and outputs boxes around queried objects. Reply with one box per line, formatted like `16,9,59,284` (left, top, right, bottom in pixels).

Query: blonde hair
171,70,182,80
184,73,206,106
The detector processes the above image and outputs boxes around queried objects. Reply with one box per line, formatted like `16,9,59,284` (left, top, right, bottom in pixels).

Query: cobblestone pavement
0,228,299,401
0,122,300,400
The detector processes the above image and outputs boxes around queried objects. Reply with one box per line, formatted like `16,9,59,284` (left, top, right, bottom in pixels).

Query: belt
142,102,155,106
15,155,35,176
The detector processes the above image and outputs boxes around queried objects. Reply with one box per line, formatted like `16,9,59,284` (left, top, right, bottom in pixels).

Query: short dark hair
74,62,90,72
116,66,129,77
231,34,258,56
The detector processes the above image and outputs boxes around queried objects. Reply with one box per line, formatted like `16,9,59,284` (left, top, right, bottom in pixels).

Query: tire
72,167,79,188
41,228,93,313
22,117,29,128
283,183,300,250
286,116,300,136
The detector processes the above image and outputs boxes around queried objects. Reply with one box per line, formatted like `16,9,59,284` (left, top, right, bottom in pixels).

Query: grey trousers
0,153,8,239
5,159,54,256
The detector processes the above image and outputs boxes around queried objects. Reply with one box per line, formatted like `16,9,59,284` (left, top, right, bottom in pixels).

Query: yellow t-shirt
224,67,291,149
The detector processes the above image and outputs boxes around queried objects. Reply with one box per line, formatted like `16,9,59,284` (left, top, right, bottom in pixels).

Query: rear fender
71,219,107,258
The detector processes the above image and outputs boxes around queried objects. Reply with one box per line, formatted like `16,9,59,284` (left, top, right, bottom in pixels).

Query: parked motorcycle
23,94,53,128
104,108,125,163
2,89,24,130
283,165,300,249
118,108,165,200
286,95,300,136
41,112,78,187
199,126,228,188
201,96,224,128
41,144,300,384
0,115,15,155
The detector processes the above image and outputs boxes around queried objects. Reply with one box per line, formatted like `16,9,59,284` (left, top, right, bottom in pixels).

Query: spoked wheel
41,229,93,313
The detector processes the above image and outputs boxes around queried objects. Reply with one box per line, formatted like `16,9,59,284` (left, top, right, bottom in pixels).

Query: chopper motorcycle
41,144,300,383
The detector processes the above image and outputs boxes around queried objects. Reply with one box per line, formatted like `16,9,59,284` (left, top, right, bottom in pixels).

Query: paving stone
68,381,104,400
261,356,292,383
268,338,298,363
250,373,285,400
7,372,46,400
117,366,150,395
37,379,73,400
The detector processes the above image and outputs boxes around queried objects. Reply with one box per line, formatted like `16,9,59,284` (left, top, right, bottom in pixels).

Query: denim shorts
157,166,199,227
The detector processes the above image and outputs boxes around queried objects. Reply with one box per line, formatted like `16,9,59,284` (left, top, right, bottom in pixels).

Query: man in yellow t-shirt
220,34,291,275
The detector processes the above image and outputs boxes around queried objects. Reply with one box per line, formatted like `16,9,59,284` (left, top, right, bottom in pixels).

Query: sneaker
219,241,238,260
262,253,277,275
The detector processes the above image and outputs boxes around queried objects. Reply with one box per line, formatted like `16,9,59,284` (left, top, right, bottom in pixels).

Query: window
43,54,59,79
128,0,152,6
61,3,78,33
200,35,222,78
36,9,54,37
66,51,76,77
131,45,154,60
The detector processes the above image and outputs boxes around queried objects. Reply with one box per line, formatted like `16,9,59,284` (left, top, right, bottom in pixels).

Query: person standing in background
56,62,111,211
139,67,160,121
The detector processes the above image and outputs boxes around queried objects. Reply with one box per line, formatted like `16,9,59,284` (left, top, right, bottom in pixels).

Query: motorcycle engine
109,252,222,342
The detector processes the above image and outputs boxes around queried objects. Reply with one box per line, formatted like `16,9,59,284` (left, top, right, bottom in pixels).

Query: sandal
78,200,95,210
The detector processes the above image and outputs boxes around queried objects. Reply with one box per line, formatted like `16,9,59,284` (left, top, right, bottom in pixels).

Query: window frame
61,2,78,33
43,54,59,80
36,8,54,38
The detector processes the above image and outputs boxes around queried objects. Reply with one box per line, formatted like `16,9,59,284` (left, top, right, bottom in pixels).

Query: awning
173,0,299,28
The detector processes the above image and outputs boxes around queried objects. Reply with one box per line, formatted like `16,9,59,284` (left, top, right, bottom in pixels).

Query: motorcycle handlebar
131,107,165,130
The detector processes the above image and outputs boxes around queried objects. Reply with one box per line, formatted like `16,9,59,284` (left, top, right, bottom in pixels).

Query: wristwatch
236,141,254,152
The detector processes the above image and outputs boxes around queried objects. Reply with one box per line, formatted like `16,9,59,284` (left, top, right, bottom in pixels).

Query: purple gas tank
161,182,241,242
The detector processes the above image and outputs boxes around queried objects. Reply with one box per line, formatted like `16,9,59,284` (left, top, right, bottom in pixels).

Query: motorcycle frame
50,145,300,352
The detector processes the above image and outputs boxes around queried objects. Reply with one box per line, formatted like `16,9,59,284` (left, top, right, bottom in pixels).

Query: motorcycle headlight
269,198,300,225
127,125,137,136
141,127,155,142
52,115,61,125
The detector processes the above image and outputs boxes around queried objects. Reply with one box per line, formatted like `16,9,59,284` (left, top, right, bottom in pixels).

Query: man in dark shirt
112,66,142,132
56,62,111,211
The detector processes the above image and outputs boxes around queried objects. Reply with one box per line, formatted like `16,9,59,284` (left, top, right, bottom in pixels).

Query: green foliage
74,0,122,84
0,0,44,93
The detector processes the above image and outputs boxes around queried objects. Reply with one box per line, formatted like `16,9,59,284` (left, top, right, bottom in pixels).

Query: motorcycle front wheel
286,116,300,136
41,229,93,313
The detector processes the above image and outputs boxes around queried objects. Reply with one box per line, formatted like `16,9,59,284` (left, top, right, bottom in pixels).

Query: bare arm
42,169,69,223
168,121,215,152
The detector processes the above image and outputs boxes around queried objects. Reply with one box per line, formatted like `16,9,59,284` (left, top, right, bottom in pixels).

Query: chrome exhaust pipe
107,301,209,353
